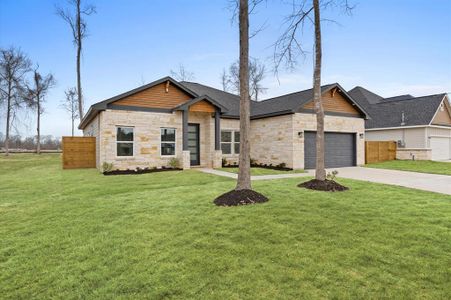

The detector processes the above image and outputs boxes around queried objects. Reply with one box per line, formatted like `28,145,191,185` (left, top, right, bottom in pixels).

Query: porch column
182,109,188,151
215,109,221,150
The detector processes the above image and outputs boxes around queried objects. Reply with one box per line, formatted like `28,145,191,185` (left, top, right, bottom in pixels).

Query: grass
1,154,450,299
365,159,451,176
218,167,305,176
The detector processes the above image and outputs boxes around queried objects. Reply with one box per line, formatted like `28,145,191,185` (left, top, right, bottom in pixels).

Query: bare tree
220,68,229,91
60,87,79,136
23,65,56,154
222,58,267,100
0,47,31,156
56,0,96,120
273,0,352,182
170,64,195,81
236,0,252,190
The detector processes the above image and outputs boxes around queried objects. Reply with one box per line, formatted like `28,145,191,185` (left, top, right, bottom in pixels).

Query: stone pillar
212,150,222,169
182,109,188,151
182,150,191,170
214,109,221,151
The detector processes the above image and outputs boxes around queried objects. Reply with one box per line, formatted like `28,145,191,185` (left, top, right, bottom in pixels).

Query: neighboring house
349,87,451,160
79,76,368,170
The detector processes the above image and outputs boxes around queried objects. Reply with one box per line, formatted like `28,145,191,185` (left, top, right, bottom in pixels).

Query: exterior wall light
298,132,303,138
359,133,364,139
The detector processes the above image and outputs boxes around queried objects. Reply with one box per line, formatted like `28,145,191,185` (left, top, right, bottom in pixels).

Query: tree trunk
313,0,326,181
36,96,41,154
5,87,11,156
236,0,251,190
76,0,83,120
71,114,75,137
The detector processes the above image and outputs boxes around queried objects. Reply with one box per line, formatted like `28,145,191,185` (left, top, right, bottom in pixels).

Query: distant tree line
0,133,61,151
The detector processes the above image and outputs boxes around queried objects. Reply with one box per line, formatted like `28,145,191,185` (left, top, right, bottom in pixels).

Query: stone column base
212,150,222,169
182,150,191,170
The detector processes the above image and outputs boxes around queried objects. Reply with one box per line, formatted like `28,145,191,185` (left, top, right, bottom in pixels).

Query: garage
304,131,356,169
430,136,451,160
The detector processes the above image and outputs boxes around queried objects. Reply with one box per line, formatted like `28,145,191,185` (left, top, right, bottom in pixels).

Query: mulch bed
298,179,349,192
103,168,182,176
222,164,293,171
214,189,269,206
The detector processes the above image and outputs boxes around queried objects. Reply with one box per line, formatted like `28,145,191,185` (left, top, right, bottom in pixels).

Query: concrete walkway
198,167,451,195
313,167,451,195
198,168,310,181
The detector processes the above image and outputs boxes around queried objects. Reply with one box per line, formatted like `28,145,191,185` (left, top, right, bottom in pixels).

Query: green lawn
365,160,451,176
1,154,450,299
218,167,305,175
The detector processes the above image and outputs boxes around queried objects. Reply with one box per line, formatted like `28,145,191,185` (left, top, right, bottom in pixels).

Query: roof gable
431,96,451,126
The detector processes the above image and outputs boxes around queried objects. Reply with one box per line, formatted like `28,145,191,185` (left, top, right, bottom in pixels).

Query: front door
188,124,200,166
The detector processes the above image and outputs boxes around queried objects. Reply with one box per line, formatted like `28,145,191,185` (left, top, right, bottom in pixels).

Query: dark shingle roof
80,77,368,129
179,81,242,117
348,86,447,129
182,81,367,119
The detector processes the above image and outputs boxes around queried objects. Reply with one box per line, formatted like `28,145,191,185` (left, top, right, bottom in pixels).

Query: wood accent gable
189,100,216,113
113,82,192,109
432,99,451,126
303,88,361,116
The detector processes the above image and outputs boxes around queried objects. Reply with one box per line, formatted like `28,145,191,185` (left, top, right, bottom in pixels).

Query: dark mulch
222,164,292,171
103,168,182,176
214,189,269,206
298,179,349,192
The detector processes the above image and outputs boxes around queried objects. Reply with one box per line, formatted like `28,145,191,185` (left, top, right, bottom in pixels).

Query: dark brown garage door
304,131,356,169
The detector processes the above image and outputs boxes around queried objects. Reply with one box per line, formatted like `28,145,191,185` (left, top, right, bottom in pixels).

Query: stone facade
250,114,294,168
83,109,365,171
396,148,432,160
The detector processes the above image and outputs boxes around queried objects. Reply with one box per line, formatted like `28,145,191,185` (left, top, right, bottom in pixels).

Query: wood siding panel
62,137,96,169
189,100,215,113
432,100,451,126
303,89,361,116
365,141,397,164
113,82,192,109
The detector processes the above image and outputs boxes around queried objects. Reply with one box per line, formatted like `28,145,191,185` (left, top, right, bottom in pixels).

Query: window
116,127,134,156
161,128,176,156
221,130,240,155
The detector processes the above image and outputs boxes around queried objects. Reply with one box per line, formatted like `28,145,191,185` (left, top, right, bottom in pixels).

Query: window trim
116,126,135,158
221,129,240,156
160,127,177,157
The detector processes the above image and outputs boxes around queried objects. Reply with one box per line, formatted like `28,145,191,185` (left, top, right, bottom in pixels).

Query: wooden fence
62,137,96,169
365,141,397,164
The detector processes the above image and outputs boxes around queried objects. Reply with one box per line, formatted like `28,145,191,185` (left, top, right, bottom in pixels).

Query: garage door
430,137,451,160
304,131,356,169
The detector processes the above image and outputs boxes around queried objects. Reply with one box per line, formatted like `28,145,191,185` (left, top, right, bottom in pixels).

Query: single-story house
79,76,368,170
349,86,451,160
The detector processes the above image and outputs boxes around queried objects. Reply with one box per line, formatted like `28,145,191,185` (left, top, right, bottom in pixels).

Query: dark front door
304,131,356,169
188,124,200,166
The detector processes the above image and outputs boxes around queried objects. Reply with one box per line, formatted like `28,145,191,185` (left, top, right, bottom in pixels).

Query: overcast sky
1,0,450,137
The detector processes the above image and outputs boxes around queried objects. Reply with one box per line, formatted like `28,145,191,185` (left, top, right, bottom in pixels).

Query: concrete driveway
309,167,451,195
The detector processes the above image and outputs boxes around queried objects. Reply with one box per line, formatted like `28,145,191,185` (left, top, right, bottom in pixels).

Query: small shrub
102,162,113,173
250,158,257,165
222,158,227,167
168,158,180,169
277,162,286,169
326,170,339,181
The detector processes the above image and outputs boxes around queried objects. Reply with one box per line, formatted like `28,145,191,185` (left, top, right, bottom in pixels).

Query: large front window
116,127,134,156
221,130,240,155
161,128,176,156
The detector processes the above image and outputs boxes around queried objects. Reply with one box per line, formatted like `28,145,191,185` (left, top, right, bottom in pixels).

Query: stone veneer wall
99,109,183,170
292,113,365,169
250,114,295,168
396,148,432,160
83,113,101,168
